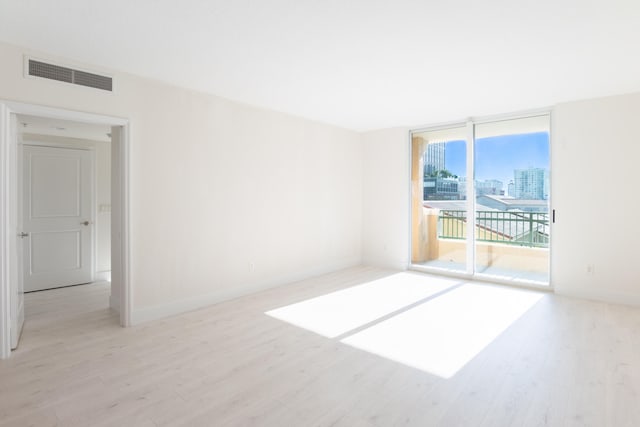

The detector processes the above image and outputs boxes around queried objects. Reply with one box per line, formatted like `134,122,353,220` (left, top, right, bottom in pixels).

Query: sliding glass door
411,114,550,286
411,125,468,274
473,116,550,283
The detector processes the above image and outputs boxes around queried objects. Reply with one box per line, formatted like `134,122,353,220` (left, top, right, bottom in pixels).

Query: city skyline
442,132,550,186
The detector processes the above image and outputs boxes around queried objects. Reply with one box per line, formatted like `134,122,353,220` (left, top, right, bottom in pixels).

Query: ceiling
1,0,639,131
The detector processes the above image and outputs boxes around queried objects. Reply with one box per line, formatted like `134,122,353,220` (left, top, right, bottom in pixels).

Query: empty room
1,0,640,426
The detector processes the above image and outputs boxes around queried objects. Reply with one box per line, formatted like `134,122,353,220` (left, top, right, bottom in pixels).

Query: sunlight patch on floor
265,272,460,338
341,283,544,378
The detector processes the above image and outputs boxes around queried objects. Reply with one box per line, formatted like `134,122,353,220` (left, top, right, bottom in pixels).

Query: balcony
413,208,549,284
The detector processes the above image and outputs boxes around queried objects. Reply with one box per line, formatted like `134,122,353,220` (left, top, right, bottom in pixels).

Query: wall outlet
248,262,255,272
586,264,595,274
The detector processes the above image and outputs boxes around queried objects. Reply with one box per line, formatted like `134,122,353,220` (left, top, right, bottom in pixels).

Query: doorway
0,101,131,358
410,113,551,286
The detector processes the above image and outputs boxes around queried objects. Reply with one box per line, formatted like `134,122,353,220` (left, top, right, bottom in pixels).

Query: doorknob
18,232,29,238
81,221,92,226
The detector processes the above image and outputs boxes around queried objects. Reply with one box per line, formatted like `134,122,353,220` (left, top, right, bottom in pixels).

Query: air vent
27,59,113,92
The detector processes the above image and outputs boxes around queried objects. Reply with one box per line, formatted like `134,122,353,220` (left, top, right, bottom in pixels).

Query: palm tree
424,169,458,179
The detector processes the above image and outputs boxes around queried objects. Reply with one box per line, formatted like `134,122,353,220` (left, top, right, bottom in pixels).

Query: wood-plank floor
1,266,639,426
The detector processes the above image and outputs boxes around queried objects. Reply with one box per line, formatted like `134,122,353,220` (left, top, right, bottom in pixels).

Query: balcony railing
438,210,549,248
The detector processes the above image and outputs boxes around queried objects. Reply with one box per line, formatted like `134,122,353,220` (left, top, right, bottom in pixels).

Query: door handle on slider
18,232,29,238
81,221,92,226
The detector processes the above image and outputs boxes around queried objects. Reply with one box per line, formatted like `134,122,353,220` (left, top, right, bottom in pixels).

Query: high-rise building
476,179,503,196
457,177,502,198
514,168,547,199
423,142,445,177
458,176,467,199
423,177,459,200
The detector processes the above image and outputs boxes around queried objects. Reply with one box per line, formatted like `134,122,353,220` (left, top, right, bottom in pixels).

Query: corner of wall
361,127,411,272
554,287,640,308
109,292,120,313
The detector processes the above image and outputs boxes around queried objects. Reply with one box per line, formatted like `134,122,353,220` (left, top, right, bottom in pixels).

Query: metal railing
438,210,549,248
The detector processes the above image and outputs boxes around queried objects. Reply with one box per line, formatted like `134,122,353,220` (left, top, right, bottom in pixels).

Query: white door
22,145,94,292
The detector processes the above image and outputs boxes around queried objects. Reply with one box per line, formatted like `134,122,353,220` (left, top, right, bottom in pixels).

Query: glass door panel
411,126,468,274
473,116,550,284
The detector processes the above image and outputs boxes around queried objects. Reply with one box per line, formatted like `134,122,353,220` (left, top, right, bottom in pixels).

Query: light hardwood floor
1,266,639,426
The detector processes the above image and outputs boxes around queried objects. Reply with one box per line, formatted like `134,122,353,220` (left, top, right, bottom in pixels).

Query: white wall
552,92,640,305
0,42,363,322
7,40,639,318
94,141,111,276
362,127,410,269
361,93,640,306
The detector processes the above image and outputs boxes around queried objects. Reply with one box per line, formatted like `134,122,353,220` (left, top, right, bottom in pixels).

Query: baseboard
130,256,362,325
95,270,111,282
362,254,409,271
555,287,640,307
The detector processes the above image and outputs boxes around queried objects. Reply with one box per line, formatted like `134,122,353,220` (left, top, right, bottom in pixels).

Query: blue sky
445,132,549,185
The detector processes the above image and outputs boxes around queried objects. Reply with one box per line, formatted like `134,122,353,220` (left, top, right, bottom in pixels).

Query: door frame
407,109,553,290
0,100,131,358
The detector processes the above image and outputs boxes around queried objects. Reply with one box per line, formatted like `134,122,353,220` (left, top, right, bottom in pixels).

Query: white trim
411,120,469,135
12,127,24,349
90,147,97,284
95,270,111,282
555,288,640,308
409,107,552,136
408,109,553,290
410,264,473,281
363,253,409,271
465,120,475,275
0,104,11,358
548,108,556,290
406,129,413,271
131,257,361,325
409,264,552,293
469,108,552,125
116,124,131,327
21,140,94,150
411,109,552,137
3,101,126,126
0,101,131,358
